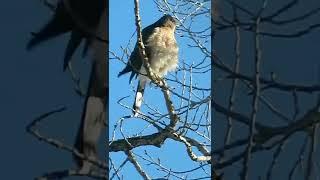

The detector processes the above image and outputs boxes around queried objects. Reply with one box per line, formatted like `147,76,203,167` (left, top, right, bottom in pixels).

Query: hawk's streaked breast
139,26,179,80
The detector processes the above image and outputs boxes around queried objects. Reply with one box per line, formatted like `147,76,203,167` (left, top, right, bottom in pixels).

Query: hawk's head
157,15,178,29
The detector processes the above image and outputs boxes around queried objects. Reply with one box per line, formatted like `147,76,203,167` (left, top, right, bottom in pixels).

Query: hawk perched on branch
118,15,179,116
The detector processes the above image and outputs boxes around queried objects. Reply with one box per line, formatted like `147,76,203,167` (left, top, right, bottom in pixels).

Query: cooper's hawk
118,15,179,116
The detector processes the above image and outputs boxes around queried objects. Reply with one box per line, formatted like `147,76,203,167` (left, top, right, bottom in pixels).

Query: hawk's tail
133,79,146,116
